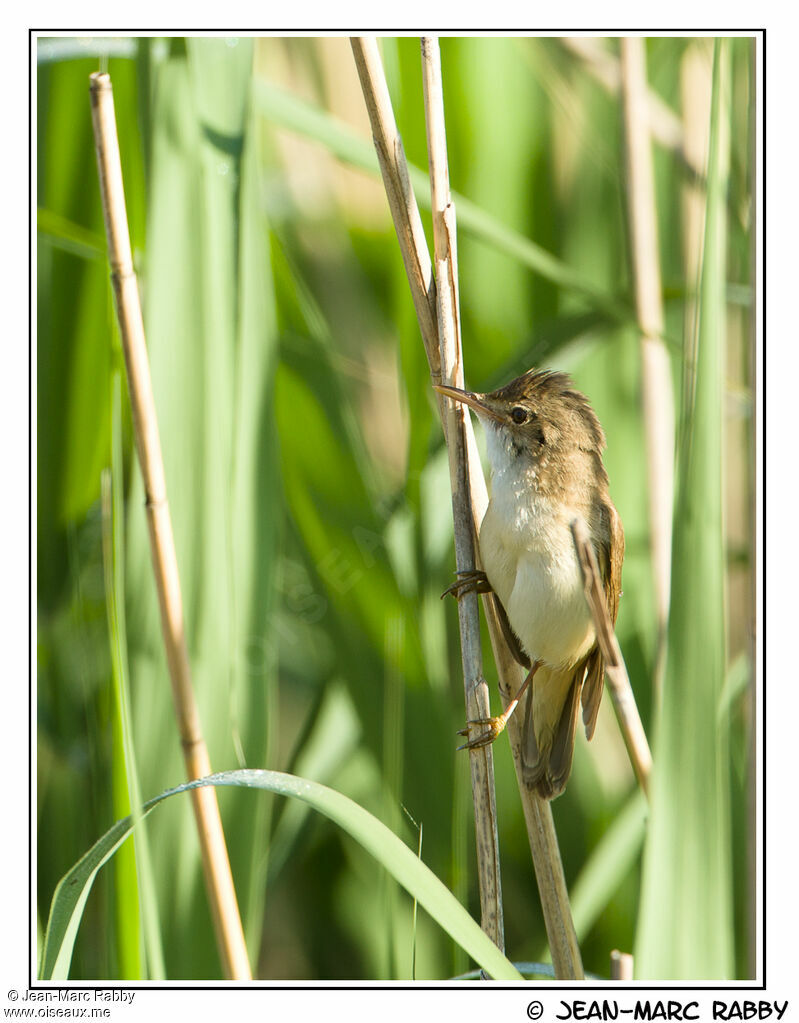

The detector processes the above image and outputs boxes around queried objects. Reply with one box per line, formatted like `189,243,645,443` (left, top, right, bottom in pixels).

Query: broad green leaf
122,39,279,977
635,40,734,980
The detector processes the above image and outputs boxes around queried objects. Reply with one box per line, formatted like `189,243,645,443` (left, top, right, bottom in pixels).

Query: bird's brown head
434,369,605,468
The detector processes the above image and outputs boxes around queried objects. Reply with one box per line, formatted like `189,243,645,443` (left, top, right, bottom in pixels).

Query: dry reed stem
610,949,634,980
421,35,504,955
620,37,675,697
350,36,583,980
570,519,652,796
349,39,439,371
89,71,251,981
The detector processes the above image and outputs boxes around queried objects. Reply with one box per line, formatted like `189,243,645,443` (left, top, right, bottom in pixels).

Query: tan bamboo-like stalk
610,949,634,980
620,37,675,696
350,36,583,979
420,35,504,955
570,519,652,796
89,71,251,981
348,41,439,368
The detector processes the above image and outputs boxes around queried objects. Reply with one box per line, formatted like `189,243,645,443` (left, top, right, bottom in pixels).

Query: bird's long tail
521,661,586,800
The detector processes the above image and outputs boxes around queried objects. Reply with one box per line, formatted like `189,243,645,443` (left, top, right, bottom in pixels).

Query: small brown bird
435,369,624,799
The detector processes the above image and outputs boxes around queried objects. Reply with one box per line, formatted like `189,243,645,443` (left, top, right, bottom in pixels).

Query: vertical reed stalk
350,36,583,979
420,35,504,954
620,37,675,694
89,71,251,981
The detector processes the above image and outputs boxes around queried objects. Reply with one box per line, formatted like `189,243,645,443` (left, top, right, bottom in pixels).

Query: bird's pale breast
479,477,594,669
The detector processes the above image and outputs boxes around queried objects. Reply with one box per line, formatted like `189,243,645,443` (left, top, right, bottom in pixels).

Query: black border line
30,27,767,993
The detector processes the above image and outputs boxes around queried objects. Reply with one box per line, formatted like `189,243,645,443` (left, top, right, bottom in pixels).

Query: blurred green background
36,35,756,981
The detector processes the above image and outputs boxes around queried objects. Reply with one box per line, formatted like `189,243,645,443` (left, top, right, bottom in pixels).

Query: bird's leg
441,569,492,601
457,661,541,751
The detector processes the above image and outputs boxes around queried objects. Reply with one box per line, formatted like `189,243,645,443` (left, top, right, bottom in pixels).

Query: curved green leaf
41,770,522,982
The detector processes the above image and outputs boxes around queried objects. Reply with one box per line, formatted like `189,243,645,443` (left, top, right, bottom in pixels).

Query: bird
435,368,624,799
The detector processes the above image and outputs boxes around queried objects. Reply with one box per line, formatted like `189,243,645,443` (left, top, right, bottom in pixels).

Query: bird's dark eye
511,406,527,424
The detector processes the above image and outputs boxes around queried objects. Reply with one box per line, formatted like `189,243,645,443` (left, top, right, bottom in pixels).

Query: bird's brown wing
581,499,625,739
489,592,531,670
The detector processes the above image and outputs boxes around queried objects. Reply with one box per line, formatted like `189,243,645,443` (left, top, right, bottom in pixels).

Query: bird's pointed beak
433,383,504,422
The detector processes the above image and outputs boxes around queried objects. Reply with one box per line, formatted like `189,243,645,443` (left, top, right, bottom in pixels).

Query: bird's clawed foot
455,663,539,752
441,569,492,601
456,714,510,751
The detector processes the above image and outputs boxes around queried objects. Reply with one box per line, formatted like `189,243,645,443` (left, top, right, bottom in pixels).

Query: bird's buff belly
480,511,595,669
